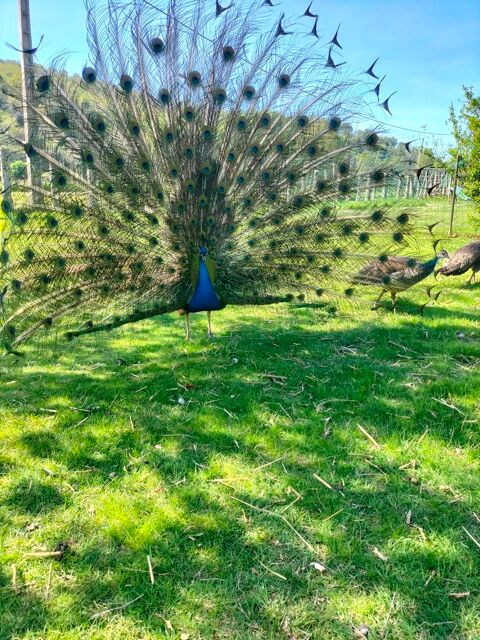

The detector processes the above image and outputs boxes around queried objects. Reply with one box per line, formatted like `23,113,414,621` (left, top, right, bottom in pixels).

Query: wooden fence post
449,154,460,237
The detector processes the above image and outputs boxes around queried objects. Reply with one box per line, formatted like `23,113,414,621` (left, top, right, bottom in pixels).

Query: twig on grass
462,526,480,551
11,564,18,594
382,592,397,639
147,555,155,584
313,473,334,491
253,456,286,471
258,560,287,580
357,424,382,449
228,495,316,553
45,560,53,600
91,593,144,619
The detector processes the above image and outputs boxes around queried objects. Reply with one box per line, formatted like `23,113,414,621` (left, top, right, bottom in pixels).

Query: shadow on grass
0,304,479,639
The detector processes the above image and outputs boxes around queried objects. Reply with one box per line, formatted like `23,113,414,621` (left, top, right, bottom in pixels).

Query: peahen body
0,0,415,351
352,251,448,311
437,241,480,284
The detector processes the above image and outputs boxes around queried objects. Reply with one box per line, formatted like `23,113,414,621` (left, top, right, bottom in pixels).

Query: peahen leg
185,313,190,341
207,311,213,339
372,290,386,310
391,292,397,313
468,270,476,285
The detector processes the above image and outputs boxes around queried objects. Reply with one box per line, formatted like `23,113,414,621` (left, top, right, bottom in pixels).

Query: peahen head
435,249,449,262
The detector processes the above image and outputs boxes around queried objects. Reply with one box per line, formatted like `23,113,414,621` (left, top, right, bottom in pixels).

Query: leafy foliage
9,160,26,179
449,86,480,213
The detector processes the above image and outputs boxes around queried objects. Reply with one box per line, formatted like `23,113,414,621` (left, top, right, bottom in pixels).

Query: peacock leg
185,313,191,341
207,311,213,338
468,270,476,285
391,292,397,313
372,290,386,310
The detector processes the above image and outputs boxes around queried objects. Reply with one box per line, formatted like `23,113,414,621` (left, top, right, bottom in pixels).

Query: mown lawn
0,199,479,639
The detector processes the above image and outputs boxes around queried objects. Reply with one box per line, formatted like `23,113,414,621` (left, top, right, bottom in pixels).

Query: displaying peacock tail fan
1,0,417,352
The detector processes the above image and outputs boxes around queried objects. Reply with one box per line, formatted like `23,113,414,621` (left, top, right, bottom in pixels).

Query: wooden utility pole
449,153,460,237
18,0,41,203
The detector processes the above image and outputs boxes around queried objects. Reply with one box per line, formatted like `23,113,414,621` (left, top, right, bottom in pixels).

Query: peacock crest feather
0,0,416,351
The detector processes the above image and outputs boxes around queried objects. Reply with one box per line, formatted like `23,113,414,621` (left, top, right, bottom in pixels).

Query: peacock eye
82,150,94,163
159,89,170,104
36,75,51,92
260,114,271,127
53,173,67,188
1,200,12,214
120,74,134,93
82,67,96,83
371,170,384,183
187,71,202,87
237,118,247,130
130,122,140,136
278,73,291,87
55,114,69,129
329,116,341,130
16,211,28,225
222,45,235,61
365,132,378,147
297,115,309,128
213,88,227,105
358,232,369,243
150,37,165,54
243,85,256,100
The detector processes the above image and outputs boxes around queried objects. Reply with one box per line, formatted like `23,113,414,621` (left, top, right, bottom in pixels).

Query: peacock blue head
199,246,208,257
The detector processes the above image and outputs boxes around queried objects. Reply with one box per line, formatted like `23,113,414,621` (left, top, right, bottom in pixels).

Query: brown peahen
0,0,415,352
437,241,480,284
352,250,449,312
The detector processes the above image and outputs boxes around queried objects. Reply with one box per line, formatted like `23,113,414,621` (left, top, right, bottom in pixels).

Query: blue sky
1,0,479,149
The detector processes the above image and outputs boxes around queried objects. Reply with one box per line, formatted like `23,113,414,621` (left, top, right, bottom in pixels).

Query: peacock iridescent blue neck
187,258,222,313
423,256,440,271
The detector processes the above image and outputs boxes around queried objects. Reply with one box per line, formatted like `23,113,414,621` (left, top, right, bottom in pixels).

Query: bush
449,87,480,214
9,160,27,179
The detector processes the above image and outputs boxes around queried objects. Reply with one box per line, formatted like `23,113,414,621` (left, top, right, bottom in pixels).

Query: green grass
0,199,479,640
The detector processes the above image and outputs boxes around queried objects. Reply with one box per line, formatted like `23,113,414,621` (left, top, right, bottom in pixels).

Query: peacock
0,0,416,352
351,249,449,312
436,241,480,285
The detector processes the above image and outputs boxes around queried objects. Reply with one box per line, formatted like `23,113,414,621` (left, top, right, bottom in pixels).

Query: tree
449,87,480,211
9,160,27,179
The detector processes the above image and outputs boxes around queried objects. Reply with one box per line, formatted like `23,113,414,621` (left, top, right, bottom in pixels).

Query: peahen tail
0,0,415,352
